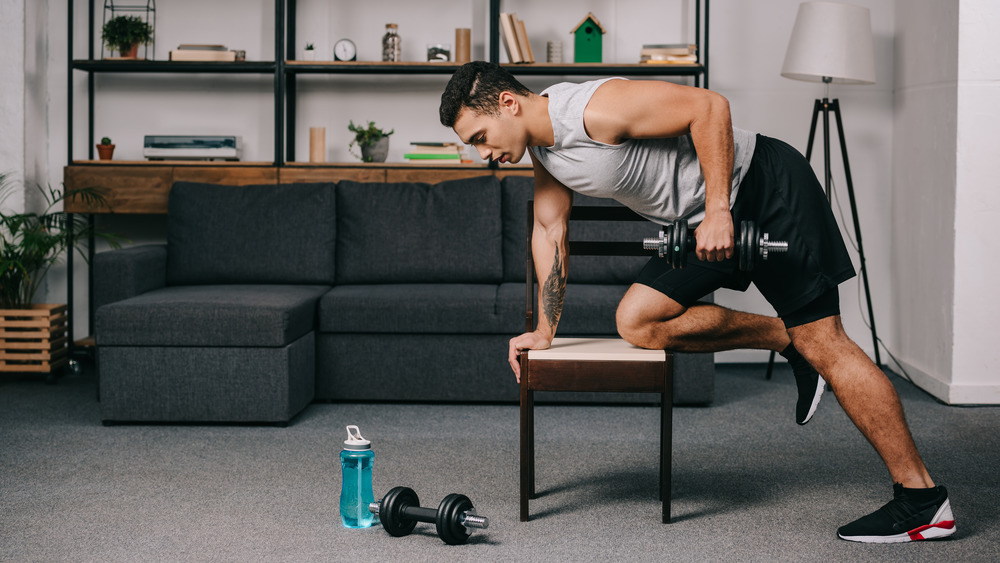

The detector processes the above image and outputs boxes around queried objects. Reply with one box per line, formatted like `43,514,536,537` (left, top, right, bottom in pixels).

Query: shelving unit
64,0,710,350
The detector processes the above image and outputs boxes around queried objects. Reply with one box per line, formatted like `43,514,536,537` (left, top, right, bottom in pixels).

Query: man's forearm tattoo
542,244,567,332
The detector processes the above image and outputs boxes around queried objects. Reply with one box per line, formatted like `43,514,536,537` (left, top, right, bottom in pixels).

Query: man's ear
499,91,520,115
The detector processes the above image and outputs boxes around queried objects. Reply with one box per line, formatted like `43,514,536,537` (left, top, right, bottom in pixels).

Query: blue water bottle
340,425,375,528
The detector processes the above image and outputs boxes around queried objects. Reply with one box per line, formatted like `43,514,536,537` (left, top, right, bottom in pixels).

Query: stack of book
500,13,535,63
169,44,237,62
639,44,698,64
404,142,468,163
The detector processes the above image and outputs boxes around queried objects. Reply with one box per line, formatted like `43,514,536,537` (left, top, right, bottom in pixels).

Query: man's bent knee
616,284,686,348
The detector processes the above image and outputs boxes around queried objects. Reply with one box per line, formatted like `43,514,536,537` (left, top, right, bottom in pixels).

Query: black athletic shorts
634,134,856,328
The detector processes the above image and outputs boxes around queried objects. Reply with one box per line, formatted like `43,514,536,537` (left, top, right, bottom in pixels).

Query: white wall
951,0,1000,402
23,0,996,401
891,0,1000,404
1,0,26,211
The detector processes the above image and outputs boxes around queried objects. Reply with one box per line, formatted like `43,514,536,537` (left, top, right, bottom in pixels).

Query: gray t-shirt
528,77,757,226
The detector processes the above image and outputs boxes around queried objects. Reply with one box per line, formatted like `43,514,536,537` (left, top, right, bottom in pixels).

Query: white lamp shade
781,1,876,85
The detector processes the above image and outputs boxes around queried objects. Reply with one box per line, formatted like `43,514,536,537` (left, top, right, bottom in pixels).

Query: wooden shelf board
72,160,274,166
284,161,491,169
502,62,703,75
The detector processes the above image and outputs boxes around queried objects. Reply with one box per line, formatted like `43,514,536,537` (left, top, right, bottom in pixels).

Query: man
439,61,955,543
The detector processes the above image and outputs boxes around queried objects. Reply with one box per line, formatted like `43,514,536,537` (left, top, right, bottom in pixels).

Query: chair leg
661,363,673,524
528,389,535,499
520,365,533,522
766,350,776,380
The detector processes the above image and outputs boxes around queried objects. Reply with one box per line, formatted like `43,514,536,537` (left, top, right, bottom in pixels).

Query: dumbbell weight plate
738,220,752,271
676,219,688,269
380,486,420,537
436,493,474,545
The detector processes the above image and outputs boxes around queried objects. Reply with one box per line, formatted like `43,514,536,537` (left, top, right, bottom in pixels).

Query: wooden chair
519,204,674,524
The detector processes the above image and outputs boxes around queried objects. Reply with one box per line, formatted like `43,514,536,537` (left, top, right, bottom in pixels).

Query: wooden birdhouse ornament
571,12,606,63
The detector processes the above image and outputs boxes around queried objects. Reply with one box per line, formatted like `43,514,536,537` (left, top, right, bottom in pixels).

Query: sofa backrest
501,176,655,284
335,176,503,284
166,182,337,285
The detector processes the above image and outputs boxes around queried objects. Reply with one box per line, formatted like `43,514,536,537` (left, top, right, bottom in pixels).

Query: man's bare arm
508,156,573,380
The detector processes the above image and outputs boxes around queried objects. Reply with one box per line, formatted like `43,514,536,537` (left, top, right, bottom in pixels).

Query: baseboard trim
897,359,1000,405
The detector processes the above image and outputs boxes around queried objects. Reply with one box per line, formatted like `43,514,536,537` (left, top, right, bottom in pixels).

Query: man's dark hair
439,61,533,127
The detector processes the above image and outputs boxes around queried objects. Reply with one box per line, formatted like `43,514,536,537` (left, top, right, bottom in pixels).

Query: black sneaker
781,343,825,425
838,484,956,543
794,369,825,425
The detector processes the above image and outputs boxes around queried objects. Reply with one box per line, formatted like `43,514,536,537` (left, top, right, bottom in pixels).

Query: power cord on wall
828,175,914,384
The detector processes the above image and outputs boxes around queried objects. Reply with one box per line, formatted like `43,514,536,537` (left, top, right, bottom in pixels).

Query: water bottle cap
344,425,371,450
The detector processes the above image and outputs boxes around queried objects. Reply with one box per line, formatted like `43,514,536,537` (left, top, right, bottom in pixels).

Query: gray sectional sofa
95,176,714,424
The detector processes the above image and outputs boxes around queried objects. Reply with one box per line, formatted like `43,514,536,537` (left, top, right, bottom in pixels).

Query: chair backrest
524,202,656,333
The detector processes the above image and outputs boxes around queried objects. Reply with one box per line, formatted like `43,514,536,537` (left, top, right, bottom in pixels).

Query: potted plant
0,173,121,375
303,43,316,61
101,15,153,59
96,137,115,160
348,120,394,163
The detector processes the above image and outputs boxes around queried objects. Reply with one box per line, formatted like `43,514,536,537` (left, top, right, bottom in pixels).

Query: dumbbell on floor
369,486,490,545
643,219,788,271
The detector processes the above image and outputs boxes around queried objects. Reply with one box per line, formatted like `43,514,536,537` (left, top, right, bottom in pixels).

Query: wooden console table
64,161,532,214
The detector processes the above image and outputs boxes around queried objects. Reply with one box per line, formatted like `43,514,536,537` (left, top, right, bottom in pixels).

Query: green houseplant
348,120,394,163
101,15,153,59
0,173,122,374
0,173,121,310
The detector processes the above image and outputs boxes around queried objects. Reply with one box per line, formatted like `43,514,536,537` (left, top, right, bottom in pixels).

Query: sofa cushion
501,176,655,284
167,182,336,285
319,284,501,334
96,285,330,347
336,177,503,284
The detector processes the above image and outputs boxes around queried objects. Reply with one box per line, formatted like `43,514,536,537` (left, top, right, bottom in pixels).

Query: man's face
452,103,528,165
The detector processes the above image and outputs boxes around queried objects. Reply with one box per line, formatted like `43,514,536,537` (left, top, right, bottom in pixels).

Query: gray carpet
2,363,998,562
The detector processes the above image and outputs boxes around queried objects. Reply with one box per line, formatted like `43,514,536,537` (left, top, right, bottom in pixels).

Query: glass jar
382,23,401,62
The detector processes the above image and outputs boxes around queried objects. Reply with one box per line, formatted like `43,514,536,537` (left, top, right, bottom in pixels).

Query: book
409,145,462,155
514,17,535,63
640,54,698,64
403,153,461,160
500,13,523,63
641,44,697,55
177,44,229,51
640,44,698,64
170,49,237,62
405,142,465,161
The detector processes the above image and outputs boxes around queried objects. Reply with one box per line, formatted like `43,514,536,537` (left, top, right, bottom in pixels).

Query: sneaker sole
838,499,957,543
797,376,826,425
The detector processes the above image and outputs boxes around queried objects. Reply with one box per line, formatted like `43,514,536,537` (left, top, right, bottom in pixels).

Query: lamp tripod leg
831,100,881,366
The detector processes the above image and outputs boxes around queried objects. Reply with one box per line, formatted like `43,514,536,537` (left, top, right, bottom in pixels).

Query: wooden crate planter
0,304,69,373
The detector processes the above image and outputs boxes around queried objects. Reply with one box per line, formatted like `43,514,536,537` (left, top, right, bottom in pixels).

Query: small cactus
100,137,112,146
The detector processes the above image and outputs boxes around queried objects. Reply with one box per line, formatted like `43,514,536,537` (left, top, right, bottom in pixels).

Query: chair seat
527,338,667,361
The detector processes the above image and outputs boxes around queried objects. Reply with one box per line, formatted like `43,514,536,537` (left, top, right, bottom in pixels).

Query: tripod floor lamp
768,1,881,376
